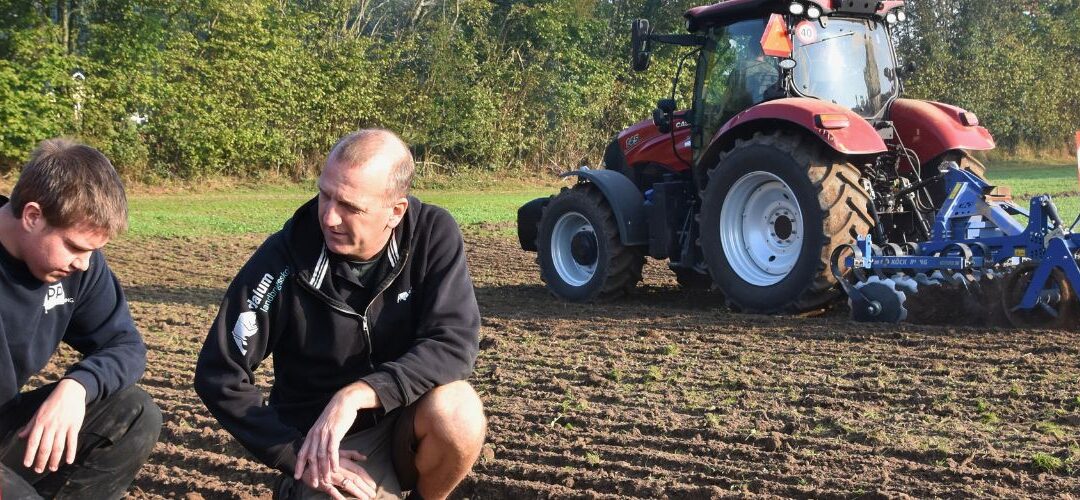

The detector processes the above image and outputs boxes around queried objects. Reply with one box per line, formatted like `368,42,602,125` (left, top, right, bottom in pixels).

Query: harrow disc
1001,262,1078,329
849,276,907,323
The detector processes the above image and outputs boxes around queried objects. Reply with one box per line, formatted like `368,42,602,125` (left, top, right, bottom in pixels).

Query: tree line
1,0,1076,179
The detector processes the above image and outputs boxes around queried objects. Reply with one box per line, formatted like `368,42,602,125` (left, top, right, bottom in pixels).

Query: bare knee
414,381,486,456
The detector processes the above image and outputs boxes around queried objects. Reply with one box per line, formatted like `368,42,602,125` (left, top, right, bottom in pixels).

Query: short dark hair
327,129,415,199
9,138,128,236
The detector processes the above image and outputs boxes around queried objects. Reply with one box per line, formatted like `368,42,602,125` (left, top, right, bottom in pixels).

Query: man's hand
300,450,376,500
295,381,381,488
18,378,87,473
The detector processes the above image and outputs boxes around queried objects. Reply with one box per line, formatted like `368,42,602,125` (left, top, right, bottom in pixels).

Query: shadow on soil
125,285,225,308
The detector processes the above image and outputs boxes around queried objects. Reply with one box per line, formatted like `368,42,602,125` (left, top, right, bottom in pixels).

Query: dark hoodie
0,195,146,419
193,196,480,475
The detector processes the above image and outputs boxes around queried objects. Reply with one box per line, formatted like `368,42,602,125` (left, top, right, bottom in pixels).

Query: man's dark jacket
194,196,480,475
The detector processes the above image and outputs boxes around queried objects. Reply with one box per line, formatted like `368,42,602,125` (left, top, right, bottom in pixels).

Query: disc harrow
833,164,1080,329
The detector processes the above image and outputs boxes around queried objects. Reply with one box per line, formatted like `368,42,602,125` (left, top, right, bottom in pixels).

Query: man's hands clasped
297,450,376,500
294,381,382,499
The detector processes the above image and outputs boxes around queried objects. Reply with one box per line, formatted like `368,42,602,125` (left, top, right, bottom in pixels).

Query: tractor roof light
886,12,898,24
788,2,805,15
806,5,822,19
815,113,850,130
897,10,907,22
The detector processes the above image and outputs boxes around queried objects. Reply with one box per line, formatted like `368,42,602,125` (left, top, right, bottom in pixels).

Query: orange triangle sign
760,13,793,58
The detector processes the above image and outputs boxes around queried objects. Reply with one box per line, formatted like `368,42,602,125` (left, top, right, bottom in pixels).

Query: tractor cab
634,0,908,161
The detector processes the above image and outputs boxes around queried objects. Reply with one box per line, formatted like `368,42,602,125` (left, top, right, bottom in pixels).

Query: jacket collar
283,195,417,287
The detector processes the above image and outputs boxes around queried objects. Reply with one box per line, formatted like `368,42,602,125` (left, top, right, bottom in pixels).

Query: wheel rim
551,211,598,287
720,171,804,286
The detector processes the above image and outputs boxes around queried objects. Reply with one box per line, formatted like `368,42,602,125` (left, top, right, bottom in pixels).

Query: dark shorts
277,405,419,500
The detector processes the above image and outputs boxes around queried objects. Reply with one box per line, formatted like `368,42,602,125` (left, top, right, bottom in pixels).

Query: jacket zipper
296,240,410,372
361,247,409,370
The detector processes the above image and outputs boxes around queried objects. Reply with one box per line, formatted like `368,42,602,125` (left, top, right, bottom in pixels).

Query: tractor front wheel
536,184,644,302
699,131,872,313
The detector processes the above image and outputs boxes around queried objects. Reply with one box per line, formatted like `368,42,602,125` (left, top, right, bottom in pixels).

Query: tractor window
699,19,778,143
791,18,898,117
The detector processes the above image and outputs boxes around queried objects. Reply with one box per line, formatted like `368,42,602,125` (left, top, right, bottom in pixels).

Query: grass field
985,160,1079,223
126,160,1079,238
127,184,554,238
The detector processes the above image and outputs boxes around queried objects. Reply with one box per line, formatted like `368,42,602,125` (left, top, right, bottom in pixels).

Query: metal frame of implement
834,164,1080,322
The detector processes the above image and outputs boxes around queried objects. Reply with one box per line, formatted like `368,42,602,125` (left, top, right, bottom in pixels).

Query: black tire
922,151,987,205
699,131,872,313
672,267,713,290
536,184,645,302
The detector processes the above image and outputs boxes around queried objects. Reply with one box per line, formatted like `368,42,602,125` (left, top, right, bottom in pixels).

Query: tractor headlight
886,12,898,24
806,5,821,19
788,2,805,15
897,10,907,22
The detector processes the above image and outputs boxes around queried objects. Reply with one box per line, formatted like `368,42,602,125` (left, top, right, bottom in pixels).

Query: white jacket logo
232,311,258,355
43,283,73,312
397,290,411,303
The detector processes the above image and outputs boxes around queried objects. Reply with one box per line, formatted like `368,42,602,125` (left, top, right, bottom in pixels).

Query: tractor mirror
779,58,797,70
631,19,652,72
657,98,676,113
653,108,671,133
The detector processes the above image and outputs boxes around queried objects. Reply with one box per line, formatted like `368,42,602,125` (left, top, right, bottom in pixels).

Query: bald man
195,129,485,500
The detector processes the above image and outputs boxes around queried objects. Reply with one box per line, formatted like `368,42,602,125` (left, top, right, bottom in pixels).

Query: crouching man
0,139,162,499
195,129,485,500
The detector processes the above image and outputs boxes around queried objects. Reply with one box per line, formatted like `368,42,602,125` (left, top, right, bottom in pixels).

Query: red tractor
517,0,995,313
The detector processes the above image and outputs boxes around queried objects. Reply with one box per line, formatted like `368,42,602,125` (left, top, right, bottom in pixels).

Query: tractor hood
685,0,906,32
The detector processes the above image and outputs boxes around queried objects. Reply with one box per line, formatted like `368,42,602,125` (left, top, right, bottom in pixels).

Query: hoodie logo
44,283,73,312
247,269,290,312
232,311,258,355
397,290,411,303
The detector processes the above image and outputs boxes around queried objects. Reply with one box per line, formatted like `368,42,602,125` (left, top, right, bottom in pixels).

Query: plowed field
28,232,1080,498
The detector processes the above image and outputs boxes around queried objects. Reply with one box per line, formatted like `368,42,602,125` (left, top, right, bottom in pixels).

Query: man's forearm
336,381,382,411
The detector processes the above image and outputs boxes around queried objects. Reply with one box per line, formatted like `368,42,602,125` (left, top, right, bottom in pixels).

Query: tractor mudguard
560,169,648,247
517,196,548,251
889,99,995,165
700,98,887,170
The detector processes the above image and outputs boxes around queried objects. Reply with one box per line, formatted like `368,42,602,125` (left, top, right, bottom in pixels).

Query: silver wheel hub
551,212,597,287
720,171,804,286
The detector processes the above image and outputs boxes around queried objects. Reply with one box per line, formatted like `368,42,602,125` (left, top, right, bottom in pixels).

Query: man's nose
322,204,342,227
72,256,90,272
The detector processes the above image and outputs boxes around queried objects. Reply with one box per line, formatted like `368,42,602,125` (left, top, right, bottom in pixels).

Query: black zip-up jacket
0,196,146,417
194,196,480,474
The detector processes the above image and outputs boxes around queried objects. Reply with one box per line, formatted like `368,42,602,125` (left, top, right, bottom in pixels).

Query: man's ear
386,196,409,229
20,202,44,232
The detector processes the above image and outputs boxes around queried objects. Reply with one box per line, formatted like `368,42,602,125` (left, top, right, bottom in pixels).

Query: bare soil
28,230,1080,498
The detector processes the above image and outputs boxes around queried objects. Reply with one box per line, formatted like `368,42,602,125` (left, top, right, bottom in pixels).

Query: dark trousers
0,383,162,500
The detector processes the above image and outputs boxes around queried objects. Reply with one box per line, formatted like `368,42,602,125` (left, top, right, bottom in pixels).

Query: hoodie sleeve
63,251,146,404
361,208,480,412
193,235,303,474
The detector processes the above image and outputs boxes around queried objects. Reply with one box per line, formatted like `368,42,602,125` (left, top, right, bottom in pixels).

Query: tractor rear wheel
536,184,644,302
699,131,872,313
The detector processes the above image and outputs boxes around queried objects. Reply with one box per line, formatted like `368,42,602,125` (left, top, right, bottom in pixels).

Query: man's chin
324,240,351,256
